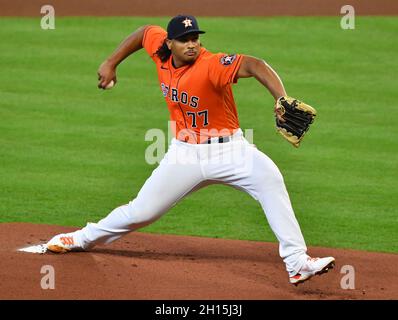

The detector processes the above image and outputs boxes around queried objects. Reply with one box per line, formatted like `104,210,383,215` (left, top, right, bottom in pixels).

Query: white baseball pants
74,129,308,276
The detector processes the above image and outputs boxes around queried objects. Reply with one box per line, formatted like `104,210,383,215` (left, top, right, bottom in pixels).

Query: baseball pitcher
46,15,334,285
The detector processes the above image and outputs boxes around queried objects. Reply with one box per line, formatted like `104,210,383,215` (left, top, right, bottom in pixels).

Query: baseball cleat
46,233,83,253
289,256,335,286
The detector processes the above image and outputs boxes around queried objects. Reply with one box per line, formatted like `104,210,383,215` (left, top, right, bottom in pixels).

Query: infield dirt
1,223,397,299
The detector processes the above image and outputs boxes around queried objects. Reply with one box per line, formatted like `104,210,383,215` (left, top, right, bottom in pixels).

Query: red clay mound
0,223,396,300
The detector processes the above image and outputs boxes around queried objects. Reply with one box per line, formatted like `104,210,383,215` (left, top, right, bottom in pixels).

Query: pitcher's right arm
97,25,150,89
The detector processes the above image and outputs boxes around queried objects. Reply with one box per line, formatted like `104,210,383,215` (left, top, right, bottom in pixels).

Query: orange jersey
142,25,243,144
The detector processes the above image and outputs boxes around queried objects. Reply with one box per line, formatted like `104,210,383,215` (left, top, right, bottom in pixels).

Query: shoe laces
298,257,320,273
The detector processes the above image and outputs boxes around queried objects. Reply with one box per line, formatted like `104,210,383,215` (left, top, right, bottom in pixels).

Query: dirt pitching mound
1,223,396,299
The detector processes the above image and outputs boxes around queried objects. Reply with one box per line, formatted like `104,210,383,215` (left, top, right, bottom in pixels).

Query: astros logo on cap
182,18,192,28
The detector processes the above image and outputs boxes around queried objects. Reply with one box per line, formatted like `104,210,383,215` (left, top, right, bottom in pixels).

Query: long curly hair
155,40,171,63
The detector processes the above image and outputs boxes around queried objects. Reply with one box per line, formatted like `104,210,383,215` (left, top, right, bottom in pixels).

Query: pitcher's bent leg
250,149,308,275
219,143,308,276
74,144,204,249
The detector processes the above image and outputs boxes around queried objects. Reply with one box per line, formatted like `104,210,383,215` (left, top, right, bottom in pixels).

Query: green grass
0,17,397,253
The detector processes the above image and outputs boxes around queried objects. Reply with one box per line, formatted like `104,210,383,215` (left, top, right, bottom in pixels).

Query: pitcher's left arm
236,56,287,122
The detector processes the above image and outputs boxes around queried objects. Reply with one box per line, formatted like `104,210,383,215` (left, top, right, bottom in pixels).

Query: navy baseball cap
167,15,205,40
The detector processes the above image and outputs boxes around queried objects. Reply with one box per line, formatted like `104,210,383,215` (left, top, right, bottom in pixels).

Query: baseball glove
275,96,317,148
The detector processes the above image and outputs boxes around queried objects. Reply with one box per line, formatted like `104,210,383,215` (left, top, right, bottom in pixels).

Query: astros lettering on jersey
143,26,243,144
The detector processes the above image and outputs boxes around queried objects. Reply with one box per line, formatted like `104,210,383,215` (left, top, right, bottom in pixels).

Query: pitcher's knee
255,166,285,190
269,170,285,187
253,153,286,187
